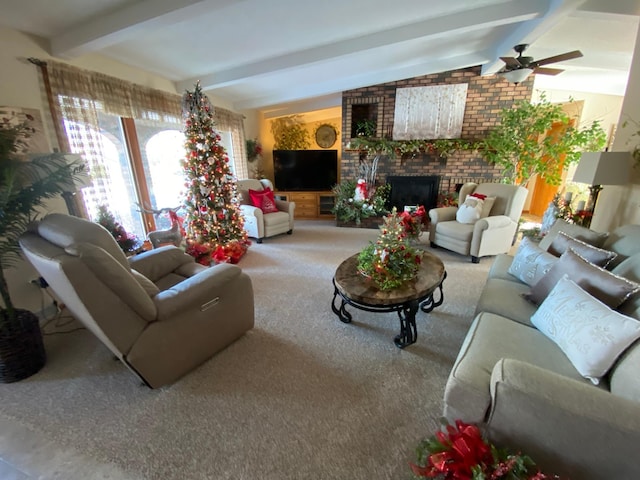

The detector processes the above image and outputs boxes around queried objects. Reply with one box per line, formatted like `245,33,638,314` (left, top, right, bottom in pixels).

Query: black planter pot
0,309,46,383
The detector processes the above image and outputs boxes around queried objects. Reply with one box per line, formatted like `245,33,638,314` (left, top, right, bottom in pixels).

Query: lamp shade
500,68,533,84
572,152,632,186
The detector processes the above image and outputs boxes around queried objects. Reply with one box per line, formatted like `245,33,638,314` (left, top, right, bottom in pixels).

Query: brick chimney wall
340,66,534,193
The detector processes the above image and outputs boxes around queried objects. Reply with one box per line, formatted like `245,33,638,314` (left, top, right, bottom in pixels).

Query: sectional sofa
443,220,640,480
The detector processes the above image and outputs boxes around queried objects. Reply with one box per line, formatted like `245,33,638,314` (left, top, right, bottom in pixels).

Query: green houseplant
482,95,606,186
0,118,84,383
270,115,311,150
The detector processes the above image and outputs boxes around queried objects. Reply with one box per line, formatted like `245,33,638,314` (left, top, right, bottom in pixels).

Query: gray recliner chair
429,182,528,263
237,179,295,243
19,213,254,388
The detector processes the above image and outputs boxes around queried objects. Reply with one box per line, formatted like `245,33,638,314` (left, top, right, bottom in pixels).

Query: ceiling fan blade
500,56,522,68
533,50,583,67
532,67,564,76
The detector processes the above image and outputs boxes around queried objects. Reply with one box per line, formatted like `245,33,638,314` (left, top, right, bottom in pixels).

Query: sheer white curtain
38,61,249,229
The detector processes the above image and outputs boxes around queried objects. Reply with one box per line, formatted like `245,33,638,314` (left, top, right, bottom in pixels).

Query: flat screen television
273,149,338,191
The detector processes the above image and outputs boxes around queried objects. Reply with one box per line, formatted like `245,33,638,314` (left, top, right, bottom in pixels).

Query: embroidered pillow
249,187,279,214
456,196,484,224
548,231,617,267
531,275,640,385
508,237,558,286
524,248,640,308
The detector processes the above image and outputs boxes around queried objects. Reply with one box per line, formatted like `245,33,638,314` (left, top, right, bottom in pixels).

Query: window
38,60,247,240
71,113,239,239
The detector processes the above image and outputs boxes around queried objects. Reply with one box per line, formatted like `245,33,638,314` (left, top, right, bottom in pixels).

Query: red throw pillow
248,187,279,213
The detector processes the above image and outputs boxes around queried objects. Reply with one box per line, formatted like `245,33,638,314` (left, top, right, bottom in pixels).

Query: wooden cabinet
275,191,335,219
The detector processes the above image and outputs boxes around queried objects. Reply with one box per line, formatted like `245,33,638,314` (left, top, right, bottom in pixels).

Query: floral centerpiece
400,205,426,241
357,208,422,290
410,420,558,480
186,238,250,266
332,179,390,225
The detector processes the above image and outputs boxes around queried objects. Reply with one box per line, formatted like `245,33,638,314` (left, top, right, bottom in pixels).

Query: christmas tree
357,208,422,291
181,82,249,265
94,205,141,254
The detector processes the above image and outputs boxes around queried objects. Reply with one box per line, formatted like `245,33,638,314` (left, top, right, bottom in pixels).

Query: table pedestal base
331,278,445,348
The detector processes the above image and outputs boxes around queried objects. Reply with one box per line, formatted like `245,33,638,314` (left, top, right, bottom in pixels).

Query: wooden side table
331,251,446,348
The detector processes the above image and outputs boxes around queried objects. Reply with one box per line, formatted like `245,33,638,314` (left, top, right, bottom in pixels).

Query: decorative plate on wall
315,124,337,148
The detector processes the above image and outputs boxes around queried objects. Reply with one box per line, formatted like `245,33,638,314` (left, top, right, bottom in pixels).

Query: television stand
274,191,335,219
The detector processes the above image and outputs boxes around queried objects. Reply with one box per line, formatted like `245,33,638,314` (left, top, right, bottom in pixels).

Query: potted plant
354,119,377,138
270,115,311,150
482,94,606,186
0,118,84,383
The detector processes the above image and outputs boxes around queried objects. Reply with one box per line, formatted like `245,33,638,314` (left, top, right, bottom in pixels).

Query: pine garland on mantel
347,137,482,160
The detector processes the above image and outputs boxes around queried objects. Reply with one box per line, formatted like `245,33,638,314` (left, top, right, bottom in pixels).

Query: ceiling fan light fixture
500,68,534,84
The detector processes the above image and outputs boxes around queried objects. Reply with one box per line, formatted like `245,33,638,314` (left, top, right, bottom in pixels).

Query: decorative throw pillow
531,275,640,385
548,231,617,267
538,218,608,251
508,237,559,286
456,196,484,224
479,196,496,218
524,248,640,308
249,187,279,214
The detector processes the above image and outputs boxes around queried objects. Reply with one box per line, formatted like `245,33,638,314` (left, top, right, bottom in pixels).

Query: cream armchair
19,213,254,388
429,182,527,263
237,178,295,243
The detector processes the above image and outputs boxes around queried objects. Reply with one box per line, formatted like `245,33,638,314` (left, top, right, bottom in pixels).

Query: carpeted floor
0,220,493,480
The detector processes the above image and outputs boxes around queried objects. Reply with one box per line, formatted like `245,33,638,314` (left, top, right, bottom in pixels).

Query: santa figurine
354,178,368,202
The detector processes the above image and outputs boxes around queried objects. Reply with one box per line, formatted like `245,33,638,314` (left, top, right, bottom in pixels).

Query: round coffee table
331,250,446,348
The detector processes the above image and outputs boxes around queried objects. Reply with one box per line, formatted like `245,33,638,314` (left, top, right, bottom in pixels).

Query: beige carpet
0,220,492,480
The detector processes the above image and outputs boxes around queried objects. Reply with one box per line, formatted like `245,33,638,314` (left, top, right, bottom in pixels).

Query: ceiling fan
499,44,583,83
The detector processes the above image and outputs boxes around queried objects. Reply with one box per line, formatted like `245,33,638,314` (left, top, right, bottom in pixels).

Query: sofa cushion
65,242,157,322
444,312,592,424
609,339,640,402
263,211,291,227
538,219,608,252
487,253,516,282
475,278,538,326
131,269,161,297
548,231,617,267
531,276,640,385
525,249,640,308
602,224,640,268
508,237,558,286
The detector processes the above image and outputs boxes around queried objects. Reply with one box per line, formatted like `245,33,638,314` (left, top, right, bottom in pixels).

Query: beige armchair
19,213,254,388
237,178,295,243
429,182,527,263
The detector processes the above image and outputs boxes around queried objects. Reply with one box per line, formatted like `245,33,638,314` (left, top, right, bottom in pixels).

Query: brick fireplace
340,66,534,195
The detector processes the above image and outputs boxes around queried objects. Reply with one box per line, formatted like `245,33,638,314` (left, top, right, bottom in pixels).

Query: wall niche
344,96,385,139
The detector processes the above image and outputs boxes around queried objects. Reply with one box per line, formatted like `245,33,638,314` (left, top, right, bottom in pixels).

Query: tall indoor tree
482,95,607,187
1,118,84,382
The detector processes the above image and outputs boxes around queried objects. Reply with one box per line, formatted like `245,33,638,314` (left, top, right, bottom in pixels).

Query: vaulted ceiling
1,0,638,115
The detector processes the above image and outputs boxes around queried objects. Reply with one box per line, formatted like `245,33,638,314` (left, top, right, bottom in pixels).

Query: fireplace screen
387,176,441,212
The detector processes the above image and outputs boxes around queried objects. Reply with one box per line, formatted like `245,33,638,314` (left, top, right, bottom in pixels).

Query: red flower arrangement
212,239,250,264
185,240,213,266
186,239,250,266
410,420,557,480
400,205,426,239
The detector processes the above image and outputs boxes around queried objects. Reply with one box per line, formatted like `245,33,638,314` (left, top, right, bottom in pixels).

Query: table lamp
572,151,632,215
